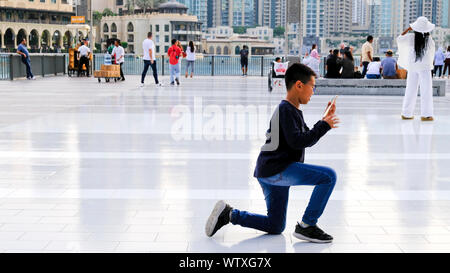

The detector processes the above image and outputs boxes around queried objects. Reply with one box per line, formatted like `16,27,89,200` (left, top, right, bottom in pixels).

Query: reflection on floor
0,76,449,252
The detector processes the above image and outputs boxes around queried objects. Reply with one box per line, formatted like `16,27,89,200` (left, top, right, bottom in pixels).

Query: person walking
112,39,125,81
443,46,450,78
168,39,182,85
141,32,162,87
77,39,91,77
360,35,374,78
240,45,249,76
17,38,35,80
185,41,196,78
433,47,445,78
205,63,339,243
398,16,436,121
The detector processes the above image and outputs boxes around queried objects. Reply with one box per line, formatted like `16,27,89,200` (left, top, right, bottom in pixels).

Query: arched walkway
216,46,221,55
41,30,50,51
4,28,15,48
29,29,39,51
63,31,72,49
235,46,240,55
17,29,27,46
209,46,214,54
52,30,61,49
127,22,134,32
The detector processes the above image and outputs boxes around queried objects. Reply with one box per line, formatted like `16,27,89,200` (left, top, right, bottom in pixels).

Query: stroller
268,60,289,92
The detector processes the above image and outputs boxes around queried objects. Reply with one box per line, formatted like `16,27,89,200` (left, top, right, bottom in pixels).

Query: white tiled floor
0,75,450,253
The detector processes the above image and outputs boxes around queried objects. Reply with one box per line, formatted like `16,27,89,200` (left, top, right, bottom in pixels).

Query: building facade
204,34,274,55
404,0,442,28
0,0,81,51
323,0,352,37
352,0,369,26
101,7,202,55
246,26,273,41
178,0,208,31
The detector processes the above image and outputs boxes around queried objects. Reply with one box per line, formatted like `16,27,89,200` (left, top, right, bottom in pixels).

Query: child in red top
168,39,182,85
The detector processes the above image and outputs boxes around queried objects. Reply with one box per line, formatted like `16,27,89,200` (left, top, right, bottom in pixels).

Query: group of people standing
140,32,196,87
432,46,450,78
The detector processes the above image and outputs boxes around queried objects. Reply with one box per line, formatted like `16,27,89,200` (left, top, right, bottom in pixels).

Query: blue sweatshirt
254,100,331,178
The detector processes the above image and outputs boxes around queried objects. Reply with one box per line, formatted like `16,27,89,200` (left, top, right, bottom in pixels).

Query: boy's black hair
284,63,316,91
373,57,381,62
333,49,339,55
171,39,177,45
275,57,281,62
367,35,373,42
148,32,152,38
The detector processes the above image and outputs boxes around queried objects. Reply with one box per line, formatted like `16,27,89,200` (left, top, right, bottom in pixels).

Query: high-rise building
302,0,325,37
404,0,441,28
323,0,352,37
232,0,255,26
353,0,369,26
256,0,286,28
369,0,403,37
442,0,450,28
179,0,208,31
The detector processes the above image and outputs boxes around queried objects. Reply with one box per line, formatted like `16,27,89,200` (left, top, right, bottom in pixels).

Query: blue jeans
366,74,381,79
141,60,159,84
22,58,33,79
170,63,180,83
231,162,336,234
186,60,194,74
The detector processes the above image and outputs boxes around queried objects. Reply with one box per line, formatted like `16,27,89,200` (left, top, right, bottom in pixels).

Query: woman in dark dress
340,51,355,78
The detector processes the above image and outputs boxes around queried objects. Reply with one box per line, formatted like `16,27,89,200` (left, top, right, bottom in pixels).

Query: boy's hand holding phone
322,96,340,129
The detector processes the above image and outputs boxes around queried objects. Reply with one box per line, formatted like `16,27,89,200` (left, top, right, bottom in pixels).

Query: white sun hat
410,16,435,33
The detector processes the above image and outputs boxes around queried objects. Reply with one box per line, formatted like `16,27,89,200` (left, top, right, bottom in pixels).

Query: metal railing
94,54,278,77
0,53,369,80
0,53,66,80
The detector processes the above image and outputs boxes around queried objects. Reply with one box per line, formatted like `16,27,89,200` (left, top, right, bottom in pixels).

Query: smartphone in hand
323,95,338,118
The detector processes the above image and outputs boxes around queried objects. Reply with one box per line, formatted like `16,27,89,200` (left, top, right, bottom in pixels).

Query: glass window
165,24,169,32
165,35,169,43
156,25,160,32
156,46,160,53
165,46,169,52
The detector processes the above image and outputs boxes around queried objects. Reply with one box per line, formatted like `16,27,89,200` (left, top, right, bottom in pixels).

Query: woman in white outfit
397,16,435,121
185,41,195,78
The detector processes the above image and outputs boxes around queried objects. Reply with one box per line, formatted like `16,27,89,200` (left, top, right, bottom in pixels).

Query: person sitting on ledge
366,57,382,79
381,50,399,79
325,49,342,79
340,50,355,78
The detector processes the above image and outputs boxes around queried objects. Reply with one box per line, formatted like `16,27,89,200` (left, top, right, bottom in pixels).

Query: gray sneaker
205,200,233,237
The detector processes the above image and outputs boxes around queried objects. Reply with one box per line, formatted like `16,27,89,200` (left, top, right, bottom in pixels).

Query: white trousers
401,70,434,117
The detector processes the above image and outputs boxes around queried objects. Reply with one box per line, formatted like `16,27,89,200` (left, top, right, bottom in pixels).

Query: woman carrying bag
397,17,435,121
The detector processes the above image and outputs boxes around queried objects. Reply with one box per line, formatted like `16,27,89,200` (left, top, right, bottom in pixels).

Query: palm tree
135,0,152,12
126,0,135,13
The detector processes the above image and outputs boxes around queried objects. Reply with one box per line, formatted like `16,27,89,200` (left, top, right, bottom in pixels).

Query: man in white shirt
141,32,162,87
78,39,91,77
360,35,373,78
112,39,125,81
